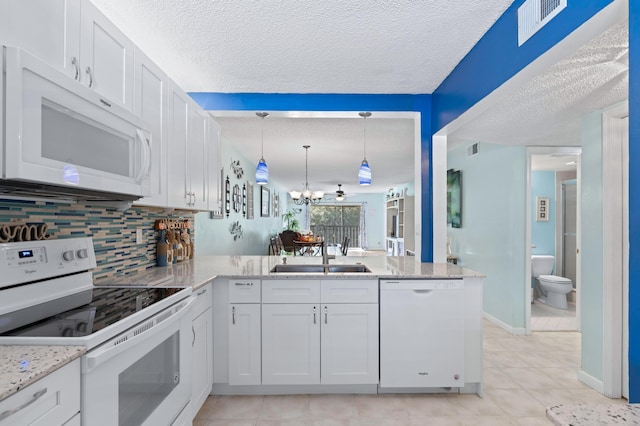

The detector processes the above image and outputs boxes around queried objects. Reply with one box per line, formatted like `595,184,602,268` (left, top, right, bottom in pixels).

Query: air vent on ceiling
467,143,479,157
518,0,567,46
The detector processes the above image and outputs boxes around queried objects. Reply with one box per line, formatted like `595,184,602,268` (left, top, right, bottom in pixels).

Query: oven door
3,47,151,197
81,297,193,426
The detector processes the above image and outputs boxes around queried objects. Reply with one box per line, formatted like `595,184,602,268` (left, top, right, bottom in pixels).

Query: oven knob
76,249,88,259
62,250,75,261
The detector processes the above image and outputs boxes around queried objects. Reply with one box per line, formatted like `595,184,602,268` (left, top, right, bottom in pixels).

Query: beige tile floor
194,320,624,425
531,300,577,331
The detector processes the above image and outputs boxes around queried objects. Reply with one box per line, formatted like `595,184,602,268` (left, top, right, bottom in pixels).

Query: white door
79,0,134,110
191,307,212,414
133,48,168,207
189,107,208,210
262,304,320,385
321,304,378,385
228,304,261,386
167,83,190,208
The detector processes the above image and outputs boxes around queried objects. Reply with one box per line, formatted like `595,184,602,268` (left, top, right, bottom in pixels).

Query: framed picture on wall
261,186,270,217
536,197,550,221
447,169,462,228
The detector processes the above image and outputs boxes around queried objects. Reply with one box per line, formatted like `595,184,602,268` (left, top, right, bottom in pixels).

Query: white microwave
2,47,151,200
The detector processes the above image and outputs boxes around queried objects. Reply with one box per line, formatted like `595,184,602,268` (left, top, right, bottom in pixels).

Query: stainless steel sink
269,264,371,273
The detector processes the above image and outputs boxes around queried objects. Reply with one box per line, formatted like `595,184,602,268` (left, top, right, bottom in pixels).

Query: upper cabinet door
167,82,190,208
0,0,81,79
133,47,168,207
189,107,208,210
79,0,134,110
207,117,222,213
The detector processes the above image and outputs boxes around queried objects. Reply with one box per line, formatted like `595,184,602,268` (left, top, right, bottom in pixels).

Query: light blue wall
195,136,285,255
531,171,556,259
580,110,604,382
448,142,527,329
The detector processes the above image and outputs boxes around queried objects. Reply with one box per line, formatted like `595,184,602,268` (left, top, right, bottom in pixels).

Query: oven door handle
83,297,194,372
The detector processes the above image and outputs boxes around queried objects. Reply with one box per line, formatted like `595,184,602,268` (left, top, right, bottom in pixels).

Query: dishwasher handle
413,289,432,294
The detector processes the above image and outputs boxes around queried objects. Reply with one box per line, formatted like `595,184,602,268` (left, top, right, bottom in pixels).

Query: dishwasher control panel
379,279,463,290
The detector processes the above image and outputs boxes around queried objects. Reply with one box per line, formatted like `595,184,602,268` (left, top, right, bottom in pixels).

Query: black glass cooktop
2,287,185,338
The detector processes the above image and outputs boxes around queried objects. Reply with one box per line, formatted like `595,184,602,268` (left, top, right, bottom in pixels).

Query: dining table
293,239,324,256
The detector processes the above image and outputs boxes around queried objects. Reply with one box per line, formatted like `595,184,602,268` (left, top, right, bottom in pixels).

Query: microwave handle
135,129,152,183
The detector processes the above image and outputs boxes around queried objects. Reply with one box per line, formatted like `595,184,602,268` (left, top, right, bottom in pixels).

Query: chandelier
289,145,324,205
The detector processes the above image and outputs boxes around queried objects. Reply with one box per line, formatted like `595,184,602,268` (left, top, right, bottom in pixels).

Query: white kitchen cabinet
133,47,168,207
0,0,134,111
0,358,80,426
167,82,214,210
191,283,213,419
261,303,321,385
79,0,134,110
228,303,262,385
321,303,379,385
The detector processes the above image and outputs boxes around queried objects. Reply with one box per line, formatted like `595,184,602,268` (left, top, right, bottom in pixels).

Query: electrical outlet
136,228,143,245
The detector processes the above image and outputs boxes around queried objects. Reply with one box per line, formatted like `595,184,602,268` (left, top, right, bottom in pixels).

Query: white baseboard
483,312,527,335
578,370,604,394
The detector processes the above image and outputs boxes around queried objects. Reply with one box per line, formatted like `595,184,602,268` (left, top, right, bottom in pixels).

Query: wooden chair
279,230,298,253
269,236,284,255
341,236,349,256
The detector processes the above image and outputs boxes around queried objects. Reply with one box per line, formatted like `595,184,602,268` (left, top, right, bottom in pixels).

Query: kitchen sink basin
269,264,371,273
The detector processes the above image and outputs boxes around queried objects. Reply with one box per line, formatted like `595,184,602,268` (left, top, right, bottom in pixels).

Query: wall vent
467,143,479,157
518,0,567,46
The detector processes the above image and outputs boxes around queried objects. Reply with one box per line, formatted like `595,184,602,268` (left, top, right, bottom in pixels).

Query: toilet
531,255,573,310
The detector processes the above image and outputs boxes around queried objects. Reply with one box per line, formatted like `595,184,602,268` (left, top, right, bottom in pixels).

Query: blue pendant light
255,112,269,185
358,112,372,185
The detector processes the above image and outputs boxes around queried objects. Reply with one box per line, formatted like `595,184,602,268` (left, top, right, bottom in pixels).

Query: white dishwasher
380,279,465,388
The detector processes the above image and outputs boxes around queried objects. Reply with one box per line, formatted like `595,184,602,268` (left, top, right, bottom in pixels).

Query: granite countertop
547,404,640,425
94,255,485,289
0,345,85,400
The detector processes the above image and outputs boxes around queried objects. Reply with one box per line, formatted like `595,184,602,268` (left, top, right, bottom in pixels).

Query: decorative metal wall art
225,176,231,217
230,159,244,179
229,221,243,240
233,184,241,213
246,182,254,219
242,184,247,217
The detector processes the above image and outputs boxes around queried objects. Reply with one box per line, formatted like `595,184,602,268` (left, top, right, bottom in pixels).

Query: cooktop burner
2,286,185,338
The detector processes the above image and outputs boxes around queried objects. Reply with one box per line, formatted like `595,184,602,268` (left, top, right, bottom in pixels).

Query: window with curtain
310,205,361,248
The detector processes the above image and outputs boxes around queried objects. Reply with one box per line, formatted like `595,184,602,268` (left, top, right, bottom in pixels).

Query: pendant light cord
359,112,371,160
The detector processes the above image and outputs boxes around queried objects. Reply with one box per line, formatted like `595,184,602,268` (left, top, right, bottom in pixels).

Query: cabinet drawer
320,279,378,303
229,279,261,303
262,280,320,303
0,358,80,426
192,283,212,318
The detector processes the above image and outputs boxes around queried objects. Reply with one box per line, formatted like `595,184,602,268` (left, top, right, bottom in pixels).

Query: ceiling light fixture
289,145,324,205
335,184,345,201
358,112,372,185
255,112,269,185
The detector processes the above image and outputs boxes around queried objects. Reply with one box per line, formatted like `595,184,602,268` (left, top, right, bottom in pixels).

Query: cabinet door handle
71,57,79,80
313,306,316,324
232,306,236,325
86,66,94,88
192,325,196,347
0,388,47,421
324,306,328,324
196,288,207,296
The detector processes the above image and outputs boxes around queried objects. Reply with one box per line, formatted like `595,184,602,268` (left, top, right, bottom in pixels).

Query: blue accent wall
531,171,556,258
188,93,434,261
432,0,615,132
629,0,639,403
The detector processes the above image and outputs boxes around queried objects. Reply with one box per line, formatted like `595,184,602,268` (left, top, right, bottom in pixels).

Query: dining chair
341,237,349,256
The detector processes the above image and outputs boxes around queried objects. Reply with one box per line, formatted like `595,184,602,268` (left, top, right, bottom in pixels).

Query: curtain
359,202,367,250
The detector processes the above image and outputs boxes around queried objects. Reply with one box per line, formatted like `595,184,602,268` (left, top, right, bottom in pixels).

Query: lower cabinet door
191,307,212,417
228,304,261,385
321,304,379,385
262,304,320,385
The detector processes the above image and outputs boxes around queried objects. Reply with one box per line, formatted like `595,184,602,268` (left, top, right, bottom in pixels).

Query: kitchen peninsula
97,255,485,397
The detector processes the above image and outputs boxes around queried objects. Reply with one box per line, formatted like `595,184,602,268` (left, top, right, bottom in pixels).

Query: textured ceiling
90,0,514,93
449,22,629,147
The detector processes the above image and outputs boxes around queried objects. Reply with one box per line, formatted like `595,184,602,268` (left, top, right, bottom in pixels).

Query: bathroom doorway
528,148,581,332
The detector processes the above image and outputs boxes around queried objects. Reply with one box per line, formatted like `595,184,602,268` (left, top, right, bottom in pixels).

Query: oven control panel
0,237,97,288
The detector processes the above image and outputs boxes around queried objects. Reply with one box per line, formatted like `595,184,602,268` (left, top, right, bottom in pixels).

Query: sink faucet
322,247,335,265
